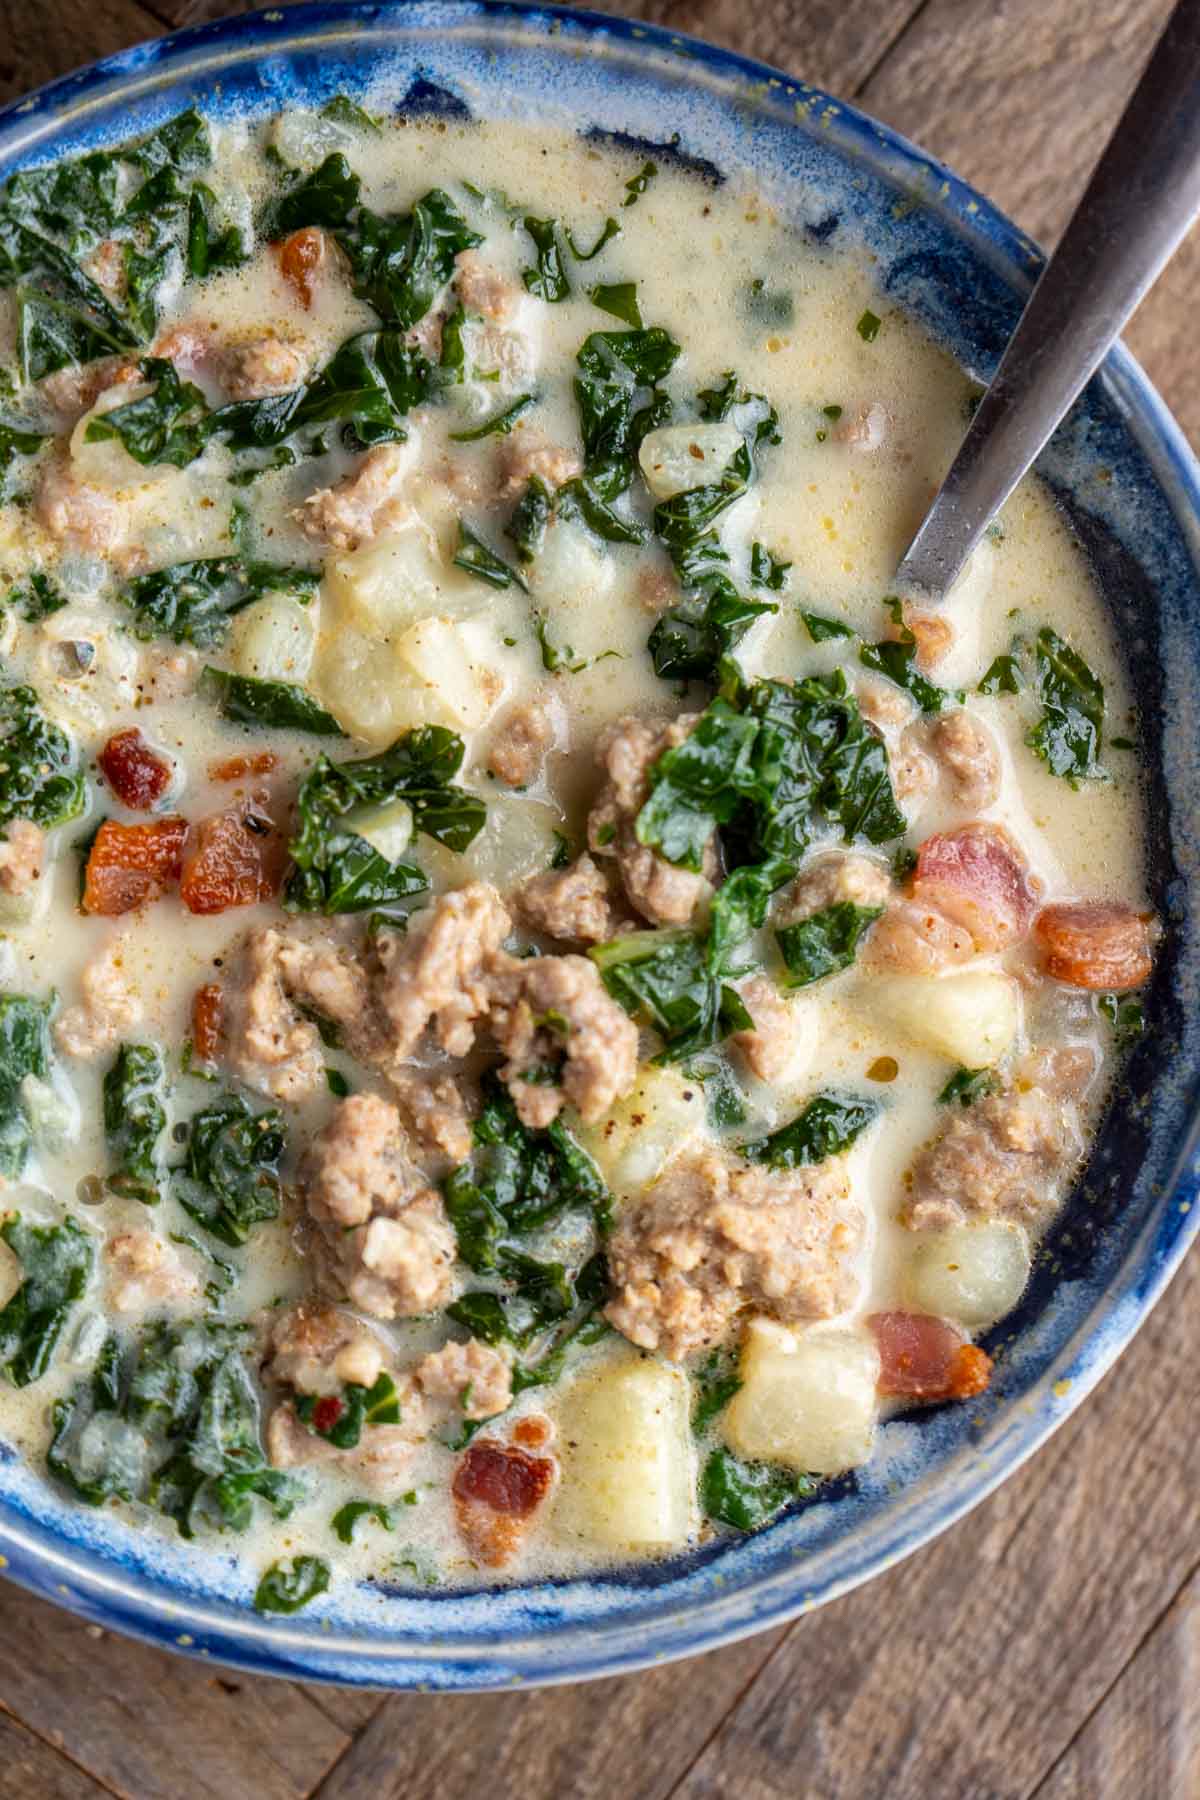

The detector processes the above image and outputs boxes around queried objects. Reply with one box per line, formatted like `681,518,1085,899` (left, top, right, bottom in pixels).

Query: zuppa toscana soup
0,96,1154,1606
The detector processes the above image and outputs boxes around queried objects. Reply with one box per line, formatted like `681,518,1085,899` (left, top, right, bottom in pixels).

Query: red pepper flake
98,727,173,811
312,1396,344,1435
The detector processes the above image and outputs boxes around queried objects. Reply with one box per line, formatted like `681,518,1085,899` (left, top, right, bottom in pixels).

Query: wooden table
1,3,1196,1795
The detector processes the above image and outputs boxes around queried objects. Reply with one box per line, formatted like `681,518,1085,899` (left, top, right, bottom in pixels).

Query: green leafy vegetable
521,217,570,301
84,356,211,468
591,927,754,1064
16,290,129,382
567,217,621,260
1098,991,1145,1049
186,184,247,280
255,1555,331,1614
802,611,855,642
320,95,382,134
174,1092,286,1247
211,328,433,455
937,1066,1001,1107
742,1090,879,1168
1027,626,1107,786
452,522,528,590
0,994,55,1179
622,161,658,207
859,598,958,714
506,474,553,563
199,667,346,737
118,554,318,648
0,685,87,832
856,308,882,343
589,280,642,327
0,1214,92,1387
331,1499,395,1543
103,1042,167,1203
750,542,791,591
449,393,536,442
286,727,482,913
977,653,1023,695
295,1372,400,1449
0,417,46,490
693,1347,743,1434
776,900,884,989
4,573,66,623
701,1447,813,1529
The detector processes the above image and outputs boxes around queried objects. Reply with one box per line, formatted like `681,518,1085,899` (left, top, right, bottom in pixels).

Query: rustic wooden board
1,4,1196,1797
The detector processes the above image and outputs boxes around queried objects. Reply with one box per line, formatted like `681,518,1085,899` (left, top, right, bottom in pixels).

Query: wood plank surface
4,3,1199,1797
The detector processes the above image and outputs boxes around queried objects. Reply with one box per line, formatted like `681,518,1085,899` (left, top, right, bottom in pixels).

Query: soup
0,95,1153,1607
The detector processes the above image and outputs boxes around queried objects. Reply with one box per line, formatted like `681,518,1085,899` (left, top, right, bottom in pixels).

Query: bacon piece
276,227,327,308
912,823,1037,951
191,982,225,1067
82,816,188,916
1033,901,1154,991
868,1311,993,1402
98,728,173,811
209,751,278,783
452,1438,557,1568
179,798,285,915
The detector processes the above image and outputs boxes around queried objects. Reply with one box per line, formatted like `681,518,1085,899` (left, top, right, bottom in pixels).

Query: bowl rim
0,0,1198,1690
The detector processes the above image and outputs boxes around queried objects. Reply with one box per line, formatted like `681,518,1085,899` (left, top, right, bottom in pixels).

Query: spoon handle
896,0,1200,601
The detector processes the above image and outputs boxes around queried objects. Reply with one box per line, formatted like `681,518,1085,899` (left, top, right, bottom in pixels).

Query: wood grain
0,0,161,107
0,1710,111,1800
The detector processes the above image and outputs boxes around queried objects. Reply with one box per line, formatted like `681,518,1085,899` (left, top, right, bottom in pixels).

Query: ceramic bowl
0,0,1197,1689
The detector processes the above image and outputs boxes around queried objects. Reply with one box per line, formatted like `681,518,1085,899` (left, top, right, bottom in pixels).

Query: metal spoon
895,0,1200,603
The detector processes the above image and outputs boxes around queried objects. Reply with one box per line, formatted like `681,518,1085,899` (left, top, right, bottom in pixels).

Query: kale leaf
210,328,433,454
701,1447,814,1530
1097,991,1145,1049
802,611,856,642
85,357,211,468
4,573,66,623
591,927,754,1065
0,686,86,831
295,1371,400,1449
750,541,792,590
776,900,884,989
742,1090,879,1168
449,394,536,442
589,280,642,327
118,554,318,648
285,727,482,913
185,185,248,281
332,1499,396,1543
976,652,1023,695
174,1092,286,1246
521,217,570,302
692,1346,743,1434
103,1041,167,1203
255,1555,331,1614
506,474,553,563
452,522,528,589
1027,626,1107,785
0,1213,93,1387
937,1066,1001,1107
859,598,958,714
199,667,346,737
0,994,54,1179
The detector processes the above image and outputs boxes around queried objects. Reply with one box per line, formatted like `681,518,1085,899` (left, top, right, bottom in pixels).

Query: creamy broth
0,102,1153,1601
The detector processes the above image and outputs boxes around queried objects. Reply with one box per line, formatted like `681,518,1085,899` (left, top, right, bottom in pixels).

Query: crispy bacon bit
180,799,285,916
209,751,278,783
1033,901,1154,991
912,822,1037,951
191,982,225,1066
276,227,327,308
868,1311,993,1402
82,816,188,916
98,727,173,811
452,1439,557,1568
312,1395,344,1434
512,1415,553,1451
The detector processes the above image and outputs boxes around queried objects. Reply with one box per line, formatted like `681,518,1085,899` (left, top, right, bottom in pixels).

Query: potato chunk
638,423,745,499
904,1220,1032,1330
554,1355,696,1551
722,1319,879,1475
869,971,1019,1067
229,593,316,684
576,1066,708,1197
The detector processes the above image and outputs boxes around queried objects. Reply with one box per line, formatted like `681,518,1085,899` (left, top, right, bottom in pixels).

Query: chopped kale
556,454,651,545
199,667,347,736
648,577,777,683
591,927,753,1064
802,611,856,642
859,598,958,714
83,356,211,467
0,416,46,489
701,1446,814,1530
692,1346,743,1434
268,152,362,234
750,542,792,590
566,216,621,261
506,474,553,563
255,1555,331,1613
453,522,528,590
622,161,658,207
320,95,383,134
937,1065,1001,1107
589,280,642,327
521,216,570,302
174,1092,286,1247
1027,626,1107,786
210,328,433,454
332,1499,395,1543
103,1042,167,1203
1097,991,1146,1049
856,308,882,343
0,1213,93,1387
285,727,482,913
16,290,129,382
449,393,536,442
574,325,681,465
295,1371,400,1449
118,555,318,648
776,900,884,988
742,1090,879,1168
4,573,67,623
0,685,86,832
977,652,1023,695
0,994,54,1179
185,184,248,280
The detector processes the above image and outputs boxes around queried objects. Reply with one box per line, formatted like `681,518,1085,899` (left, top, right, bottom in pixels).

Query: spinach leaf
589,280,642,327
701,1447,813,1530
174,1092,286,1247
776,900,884,989
295,1371,400,1449
859,598,958,714
332,1499,395,1543
199,667,346,737
937,1066,1001,1107
521,217,570,302
802,611,856,642
750,542,791,590
103,1042,167,1203
0,994,54,1179
0,1214,92,1387
118,554,318,648
742,1090,879,1168
254,1555,331,1614
449,393,536,442
1027,626,1107,785
0,686,86,831
452,522,528,591
286,727,482,913
506,474,552,563
84,357,211,468
692,1347,743,1434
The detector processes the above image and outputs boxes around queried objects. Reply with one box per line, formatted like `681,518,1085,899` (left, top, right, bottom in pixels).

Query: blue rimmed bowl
1,0,1197,1689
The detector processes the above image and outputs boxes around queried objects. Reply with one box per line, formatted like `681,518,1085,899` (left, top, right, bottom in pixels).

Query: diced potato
555,1355,697,1551
313,625,422,746
869,971,1019,1067
638,423,745,499
905,1221,1032,1330
722,1318,879,1475
326,508,476,635
229,593,316,683
346,798,413,863
69,382,149,487
421,792,562,891
526,519,629,665
37,608,139,731
396,615,511,731
576,1067,708,1195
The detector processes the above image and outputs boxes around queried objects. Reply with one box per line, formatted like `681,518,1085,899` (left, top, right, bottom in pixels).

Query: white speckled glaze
0,1,1196,1688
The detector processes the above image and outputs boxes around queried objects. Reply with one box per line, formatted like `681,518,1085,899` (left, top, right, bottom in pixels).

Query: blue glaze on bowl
0,1,1197,1689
